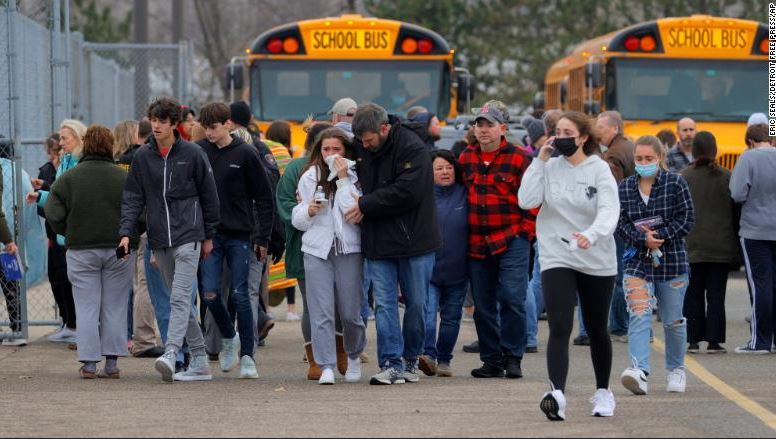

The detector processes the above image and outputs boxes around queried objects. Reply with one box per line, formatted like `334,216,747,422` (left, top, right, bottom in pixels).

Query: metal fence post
177,40,185,101
63,0,72,118
50,0,61,134
5,0,29,342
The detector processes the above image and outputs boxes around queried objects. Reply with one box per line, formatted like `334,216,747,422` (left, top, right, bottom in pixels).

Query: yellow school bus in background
228,14,474,155
540,15,768,169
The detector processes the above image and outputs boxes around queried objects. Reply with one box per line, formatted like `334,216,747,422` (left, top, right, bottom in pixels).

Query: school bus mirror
533,92,545,111
224,63,244,90
585,62,604,88
456,73,476,113
584,100,601,115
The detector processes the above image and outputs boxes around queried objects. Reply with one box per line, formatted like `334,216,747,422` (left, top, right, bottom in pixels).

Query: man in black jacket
347,103,441,385
119,96,220,383
196,102,274,379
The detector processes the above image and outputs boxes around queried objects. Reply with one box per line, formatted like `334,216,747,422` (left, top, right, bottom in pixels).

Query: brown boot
304,342,321,381
335,333,348,375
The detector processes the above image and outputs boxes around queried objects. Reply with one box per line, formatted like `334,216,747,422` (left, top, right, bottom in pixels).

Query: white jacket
292,166,362,260
518,154,620,277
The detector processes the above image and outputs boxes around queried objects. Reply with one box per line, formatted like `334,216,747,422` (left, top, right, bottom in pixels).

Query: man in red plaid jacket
458,100,536,380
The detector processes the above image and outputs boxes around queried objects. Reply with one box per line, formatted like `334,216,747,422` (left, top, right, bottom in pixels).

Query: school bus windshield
251,60,449,121
606,58,767,122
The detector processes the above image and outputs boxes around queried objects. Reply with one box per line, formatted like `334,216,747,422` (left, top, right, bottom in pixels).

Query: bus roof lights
418,39,434,54
267,38,283,54
761,39,769,55
640,36,657,52
624,36,640,52
283,37,300,54
402,37,418,54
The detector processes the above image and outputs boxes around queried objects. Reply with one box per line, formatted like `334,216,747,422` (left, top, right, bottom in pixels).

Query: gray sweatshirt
519,154,620,277
730,146,776,241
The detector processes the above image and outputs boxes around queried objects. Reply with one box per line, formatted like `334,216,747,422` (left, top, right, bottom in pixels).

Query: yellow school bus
232,14,472,155
541,15,768,169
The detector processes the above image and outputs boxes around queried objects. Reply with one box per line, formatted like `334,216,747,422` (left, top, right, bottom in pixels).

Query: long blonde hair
60,119,87,158
635,135,668,171
113,120,139,160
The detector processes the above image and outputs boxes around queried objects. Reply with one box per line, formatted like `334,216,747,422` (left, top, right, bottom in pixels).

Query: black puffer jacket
356,115,441,259
120,132,220,250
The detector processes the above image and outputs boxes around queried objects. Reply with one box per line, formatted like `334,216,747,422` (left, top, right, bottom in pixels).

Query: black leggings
49,243,76,329
542,268,615,392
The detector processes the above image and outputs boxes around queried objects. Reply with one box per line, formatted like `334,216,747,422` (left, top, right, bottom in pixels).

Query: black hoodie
196,135,274,246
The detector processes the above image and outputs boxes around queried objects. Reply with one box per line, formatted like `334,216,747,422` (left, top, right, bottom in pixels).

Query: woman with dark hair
680,131,737,355
176,106,196,141
418,149,469,378
520,111,620,420
44,125,138,378
292,127,366,385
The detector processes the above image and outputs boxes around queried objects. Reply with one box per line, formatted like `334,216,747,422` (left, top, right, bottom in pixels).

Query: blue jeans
199,236,254,358
423,281,468,364
369,252,435,371
144,240,196,362
625,274,689,374
470,237,530,367
609,236,629,336
525,242,543,348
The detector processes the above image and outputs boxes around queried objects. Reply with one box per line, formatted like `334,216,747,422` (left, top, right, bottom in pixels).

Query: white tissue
324,154,356,182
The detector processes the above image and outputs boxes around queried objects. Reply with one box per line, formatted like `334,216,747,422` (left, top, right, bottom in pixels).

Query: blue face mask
635,162,659,177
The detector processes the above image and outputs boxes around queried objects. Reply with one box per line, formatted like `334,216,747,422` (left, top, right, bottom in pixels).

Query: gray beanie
521,116,546,146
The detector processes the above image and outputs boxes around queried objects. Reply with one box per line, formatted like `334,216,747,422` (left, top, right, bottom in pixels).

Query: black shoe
504,356,523,379
707,342,727,354
573,335,590,346
175,361,185,373
471,363,505,378
134,346,165,358
462,340,480,353
687,343,701,354
525,346,538,354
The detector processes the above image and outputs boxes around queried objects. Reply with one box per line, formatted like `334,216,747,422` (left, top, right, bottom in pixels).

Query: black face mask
554,137,579,157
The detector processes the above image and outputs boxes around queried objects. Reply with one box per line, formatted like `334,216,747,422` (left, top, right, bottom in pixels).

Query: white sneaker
239,355,259,379
154,351,177,383
220,334,240,372
48,327,75,343
591,389,616,417
667,368,686,393
345,356,362,383
174,355,213,382
1,338,27,347
621,367,649,395
286,311,301,322
319,367,335,385
540,389,566,421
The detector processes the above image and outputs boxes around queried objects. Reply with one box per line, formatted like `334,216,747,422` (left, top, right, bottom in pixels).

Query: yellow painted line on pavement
652,338,776,432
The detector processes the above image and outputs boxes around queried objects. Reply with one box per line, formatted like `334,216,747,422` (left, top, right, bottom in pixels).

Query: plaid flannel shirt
617,170,695,282
459,138,537,259
667,145,691,173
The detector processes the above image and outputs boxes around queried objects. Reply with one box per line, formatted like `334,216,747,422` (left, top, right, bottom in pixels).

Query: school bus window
277,72,311,96
606,58,766,122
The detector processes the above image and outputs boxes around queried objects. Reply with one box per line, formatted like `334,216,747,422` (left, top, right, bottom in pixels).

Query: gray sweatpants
153,242,207,357
304,251,366,370
66,249,135,362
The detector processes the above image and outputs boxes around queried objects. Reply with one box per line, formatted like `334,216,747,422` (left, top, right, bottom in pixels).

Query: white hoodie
519,154,619,276
292,166,362,260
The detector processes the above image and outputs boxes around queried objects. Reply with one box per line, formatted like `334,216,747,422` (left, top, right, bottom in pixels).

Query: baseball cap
747,112,768,127
474,100,509,124
328,98,358,116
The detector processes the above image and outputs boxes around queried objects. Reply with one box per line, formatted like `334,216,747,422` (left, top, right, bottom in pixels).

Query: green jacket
681,165,739,264
276,157,308,279
0,166,12,244
44,155,139,250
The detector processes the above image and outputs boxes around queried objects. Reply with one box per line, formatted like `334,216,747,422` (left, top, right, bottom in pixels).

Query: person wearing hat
329,98,358,138
521,116,547,155
459,100,536,380
407,112,442,152
747,112,768,127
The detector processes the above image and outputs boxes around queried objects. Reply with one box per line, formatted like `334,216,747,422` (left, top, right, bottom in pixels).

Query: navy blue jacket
431,183,469,287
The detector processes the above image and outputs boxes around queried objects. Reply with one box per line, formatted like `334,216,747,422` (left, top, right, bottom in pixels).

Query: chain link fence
0,1,191,341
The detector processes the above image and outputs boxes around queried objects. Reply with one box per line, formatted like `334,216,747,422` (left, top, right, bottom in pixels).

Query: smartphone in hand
116,245,129,260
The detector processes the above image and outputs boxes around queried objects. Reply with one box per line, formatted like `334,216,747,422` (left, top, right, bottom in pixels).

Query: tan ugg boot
335,333,348,375
304,342,321,381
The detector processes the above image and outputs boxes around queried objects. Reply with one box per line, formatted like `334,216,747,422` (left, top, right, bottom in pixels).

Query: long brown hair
691,131,719,172
559,111,599,156
303,128,354,199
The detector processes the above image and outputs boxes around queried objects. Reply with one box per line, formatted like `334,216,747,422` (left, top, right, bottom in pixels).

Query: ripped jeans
624,274,689,375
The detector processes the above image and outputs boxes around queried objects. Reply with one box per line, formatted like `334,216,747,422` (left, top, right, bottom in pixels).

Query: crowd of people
3,93,775,422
